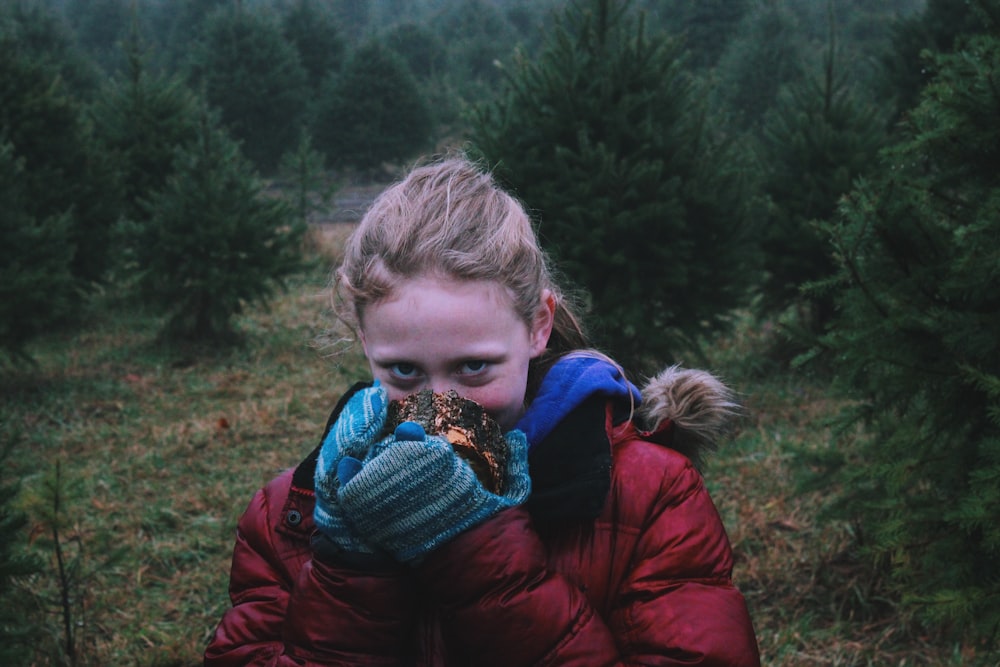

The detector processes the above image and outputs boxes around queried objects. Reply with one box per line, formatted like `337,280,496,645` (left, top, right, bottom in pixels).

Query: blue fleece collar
516,352,641,450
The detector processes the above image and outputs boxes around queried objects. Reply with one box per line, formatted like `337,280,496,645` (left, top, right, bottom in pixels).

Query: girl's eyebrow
449,349,510,365
371,356,418,367
459,353,508,363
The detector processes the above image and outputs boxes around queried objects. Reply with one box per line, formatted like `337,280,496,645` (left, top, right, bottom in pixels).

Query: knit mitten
314,382,388,555
337,421,531,564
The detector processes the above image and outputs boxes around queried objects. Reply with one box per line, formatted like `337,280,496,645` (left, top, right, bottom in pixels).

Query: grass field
1,226,980,665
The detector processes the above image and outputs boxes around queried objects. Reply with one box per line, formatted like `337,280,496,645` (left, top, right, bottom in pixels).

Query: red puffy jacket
204,368,760,666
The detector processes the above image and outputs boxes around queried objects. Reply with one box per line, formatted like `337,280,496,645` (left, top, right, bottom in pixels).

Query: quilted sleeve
203,483,415,666
608,447,761,666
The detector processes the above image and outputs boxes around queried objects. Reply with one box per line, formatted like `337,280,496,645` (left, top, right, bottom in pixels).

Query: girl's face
360,275,554,431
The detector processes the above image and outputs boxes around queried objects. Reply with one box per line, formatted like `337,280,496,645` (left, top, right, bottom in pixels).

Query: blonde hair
333,155,588,394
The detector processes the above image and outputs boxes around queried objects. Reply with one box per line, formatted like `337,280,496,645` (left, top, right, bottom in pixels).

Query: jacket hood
518,353,738,467
638,365,740,470
517,352,640,449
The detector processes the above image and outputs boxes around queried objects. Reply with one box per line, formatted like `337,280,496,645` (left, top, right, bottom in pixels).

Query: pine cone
385,390,507,493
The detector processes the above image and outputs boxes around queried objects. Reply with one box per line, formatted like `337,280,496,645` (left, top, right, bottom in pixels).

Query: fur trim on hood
638,366,740,470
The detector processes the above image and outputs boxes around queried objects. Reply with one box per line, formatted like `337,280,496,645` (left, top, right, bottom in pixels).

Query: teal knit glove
337,421,531,564
314,383,388,555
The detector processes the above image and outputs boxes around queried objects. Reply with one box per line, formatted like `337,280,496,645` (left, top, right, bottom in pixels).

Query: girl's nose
428,377,457,395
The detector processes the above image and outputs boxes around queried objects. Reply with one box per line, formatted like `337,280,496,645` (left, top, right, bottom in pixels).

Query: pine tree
471,0,758,370
880,0,991,122
282,0,345,91
382,22,447,80
0,0,102,96
130,111,306,341
278,128,335,228
329,0,371,38
435,0,516,85
0,142,75,361
188,4,309,173
504,0,561,54
147,0,230,72
63,0,131,74
381,21,456,129
91,27,202,226
313,39,431,173
756,34,888,328
710,1,807,132
812,29,1000,640
0,438,41,666
0,34,120,286
670,0,751,69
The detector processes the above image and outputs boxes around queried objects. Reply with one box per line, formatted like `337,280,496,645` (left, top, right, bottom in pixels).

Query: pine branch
50,462,76,667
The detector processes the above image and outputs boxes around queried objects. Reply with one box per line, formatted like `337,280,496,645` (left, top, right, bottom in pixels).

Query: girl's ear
529,290,556,357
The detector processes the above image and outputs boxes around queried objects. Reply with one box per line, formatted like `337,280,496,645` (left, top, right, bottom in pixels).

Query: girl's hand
313,383,388,556
337,422,531,564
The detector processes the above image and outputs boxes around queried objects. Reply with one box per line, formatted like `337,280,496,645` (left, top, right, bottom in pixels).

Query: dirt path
318,183,383,224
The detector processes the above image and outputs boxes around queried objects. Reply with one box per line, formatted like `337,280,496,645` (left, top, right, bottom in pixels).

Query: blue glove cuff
314,383,390,555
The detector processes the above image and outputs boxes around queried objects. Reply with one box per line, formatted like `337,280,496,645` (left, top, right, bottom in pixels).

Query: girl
205,157,760,666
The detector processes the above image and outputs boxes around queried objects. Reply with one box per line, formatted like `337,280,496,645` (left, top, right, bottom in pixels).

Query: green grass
0,228,986,665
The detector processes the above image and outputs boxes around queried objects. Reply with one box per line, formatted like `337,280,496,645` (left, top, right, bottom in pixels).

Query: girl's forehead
415,274,510,301
366,274,517,315
360,277,531,355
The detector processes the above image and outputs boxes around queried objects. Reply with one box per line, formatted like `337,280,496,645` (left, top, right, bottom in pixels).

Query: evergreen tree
373,0,413,26
329,0,371,40
710,1,807,132
811,30,1000,640
188,5,309,173
880,0,992,123
668,0,751,69
840,1,920,93
0,142,76,361
278,128,335,229
91,29,202,227
382,21,447,80
0,36,121,286
434,0,516,85
282,0,345,91
313,39,431,173
129,111,306,341
0,0,101,97
472,0,758,370
756,39,888,327
147,0,229,71
380,21,457,129
504,0,562,54
63,0,131,74
0,438,41,665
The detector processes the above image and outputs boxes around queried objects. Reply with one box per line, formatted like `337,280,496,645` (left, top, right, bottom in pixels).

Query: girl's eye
459,360,488,375
390,363,419,379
